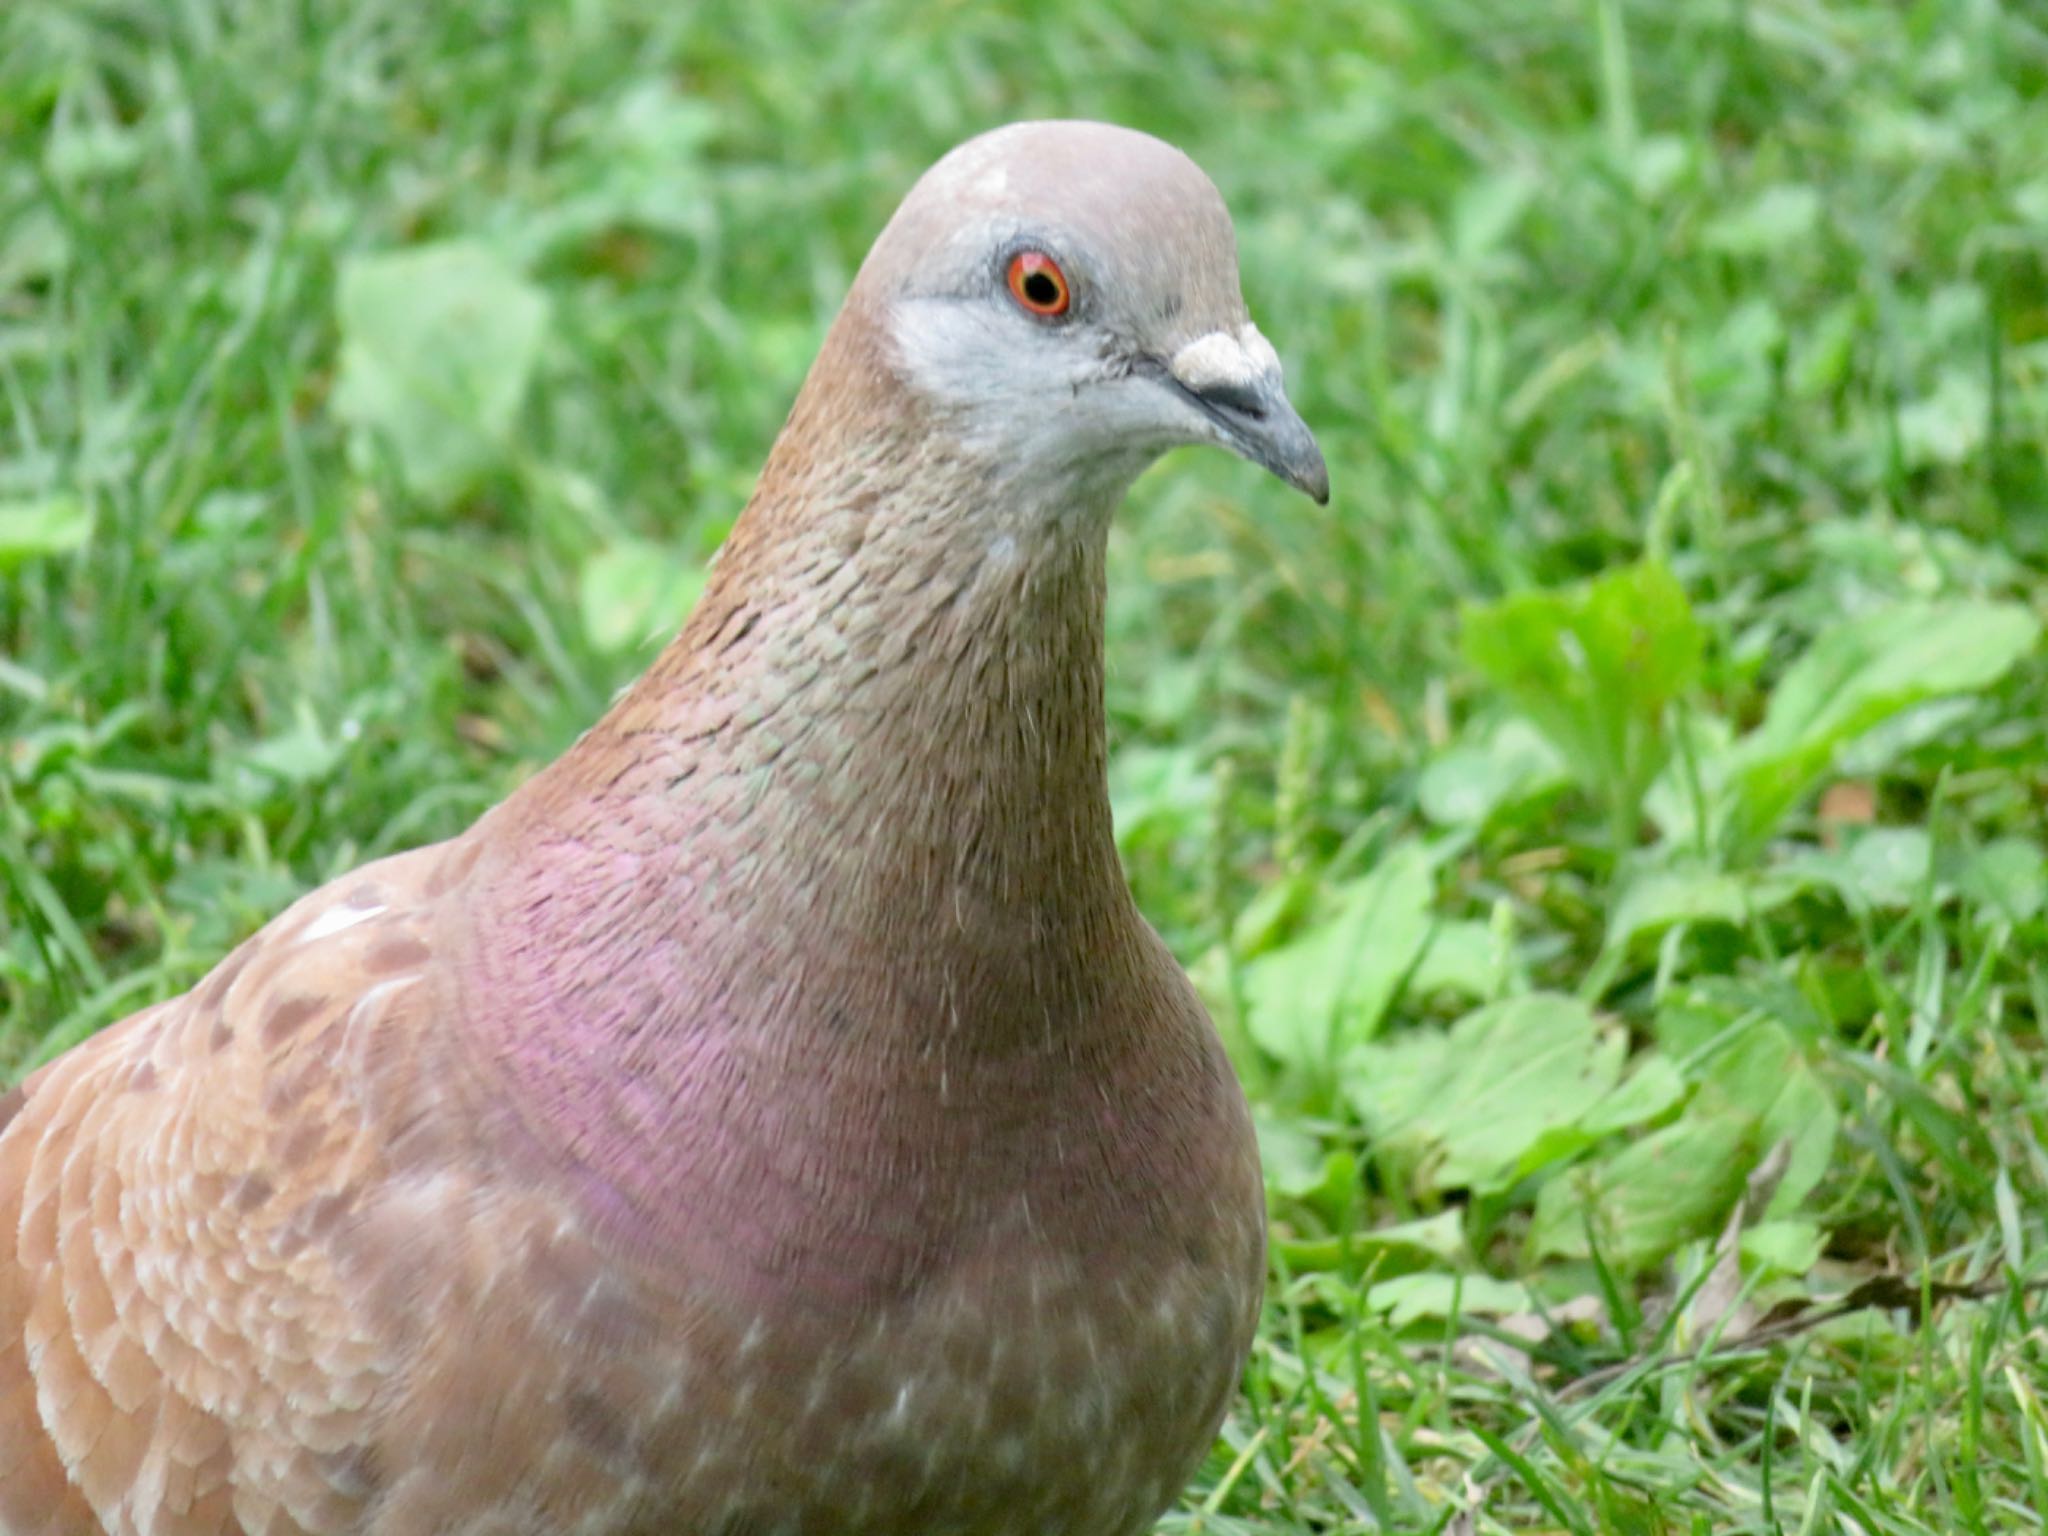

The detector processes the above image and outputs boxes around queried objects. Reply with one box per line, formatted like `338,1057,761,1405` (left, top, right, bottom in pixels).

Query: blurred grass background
4,1,2048,1530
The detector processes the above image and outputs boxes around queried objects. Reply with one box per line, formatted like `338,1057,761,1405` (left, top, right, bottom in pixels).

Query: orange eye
1006,251,1071,317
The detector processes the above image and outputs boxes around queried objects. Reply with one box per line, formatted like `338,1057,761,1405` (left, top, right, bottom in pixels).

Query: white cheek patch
890,296,1089,462
887,295,1251,508
890,297,998,407
888,296,1105,495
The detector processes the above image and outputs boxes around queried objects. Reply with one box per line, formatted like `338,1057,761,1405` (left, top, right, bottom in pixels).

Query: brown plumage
1,120,1326,1535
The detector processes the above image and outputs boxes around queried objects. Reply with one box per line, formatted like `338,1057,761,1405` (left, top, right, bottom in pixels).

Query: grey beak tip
1273,420,1329,505
1299,459,1331,506
1151,353,1331,508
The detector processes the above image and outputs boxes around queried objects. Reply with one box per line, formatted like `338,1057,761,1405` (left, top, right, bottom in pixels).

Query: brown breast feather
0,829,1262,1536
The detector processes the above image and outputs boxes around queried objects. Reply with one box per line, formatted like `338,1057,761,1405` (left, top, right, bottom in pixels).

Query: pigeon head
851,119,1329,508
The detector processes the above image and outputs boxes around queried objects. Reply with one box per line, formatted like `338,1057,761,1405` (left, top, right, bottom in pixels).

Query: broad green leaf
1256,1114,1338,1200
1957,838,2046,926
1699,1018,1837,1216
578,540,707,654
236,706,344,786
1110,744,1216,856
1367,1271,1532,1326
1416,717,1568,828
0,208,70,289
1791,298,1864,398
1721,600,2038,850
2018,178,2048,228
1741,1219,1825,1278
1243,840,1434,1073
1702,183,1822,254
525,80,719,255
1897,370,1988,468
1509,1051,1688,1184
1364,1211,1470,1265
1451,166,1540,257
1462,561,1703,846
1274,1211,1470,1276
1530,1104,1755,1271
1606,858,1752,950
1805,515,2024,599
1654,978,1781,1059
1579,1052,1688,1136
1628,135,1693,201
1686,298,1787,427
1779,827,1933,911
1837,697,1979,775
0,497,92,567
44,120,146,182
1348,992,1626,1193
335,242,551,504
1229,871,1314,958
1405,919,1514,1002
1339,1024,1447,1138
1532,1014,1834,1270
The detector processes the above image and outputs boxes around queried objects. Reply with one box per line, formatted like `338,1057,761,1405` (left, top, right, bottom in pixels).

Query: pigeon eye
1006,251,1071,318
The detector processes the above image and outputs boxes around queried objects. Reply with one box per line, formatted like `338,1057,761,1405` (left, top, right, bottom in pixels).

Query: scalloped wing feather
0,846,457,1536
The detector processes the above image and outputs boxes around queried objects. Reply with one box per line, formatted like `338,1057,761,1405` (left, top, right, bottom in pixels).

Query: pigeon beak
1181,371,1330,506
1150,332,1330,505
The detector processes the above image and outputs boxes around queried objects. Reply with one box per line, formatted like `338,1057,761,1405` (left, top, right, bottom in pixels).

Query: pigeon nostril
1195,379,1268,418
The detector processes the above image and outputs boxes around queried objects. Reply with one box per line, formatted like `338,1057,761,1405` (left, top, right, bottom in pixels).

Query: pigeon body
0,121,1326,1535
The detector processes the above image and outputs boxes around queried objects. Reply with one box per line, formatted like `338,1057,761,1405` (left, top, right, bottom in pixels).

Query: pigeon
0,119,1327,1536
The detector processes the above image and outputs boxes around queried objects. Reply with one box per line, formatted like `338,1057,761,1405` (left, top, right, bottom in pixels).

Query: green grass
5,0,2048,1530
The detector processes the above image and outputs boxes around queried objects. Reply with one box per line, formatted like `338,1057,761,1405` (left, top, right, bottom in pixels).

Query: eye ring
1006,251,1071,318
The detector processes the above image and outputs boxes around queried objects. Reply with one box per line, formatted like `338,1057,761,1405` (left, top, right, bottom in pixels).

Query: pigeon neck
675,460,1126,929
454,312,1168,1268
501,321,1139,1026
